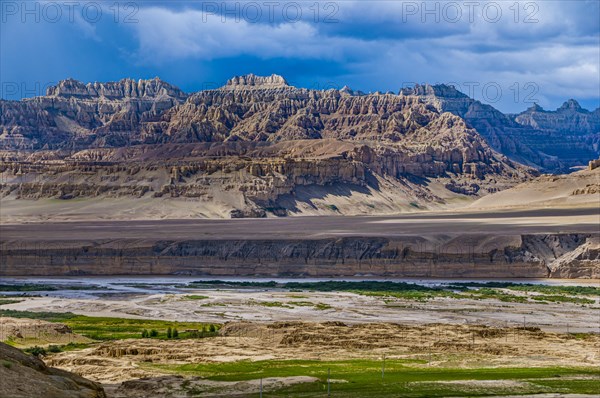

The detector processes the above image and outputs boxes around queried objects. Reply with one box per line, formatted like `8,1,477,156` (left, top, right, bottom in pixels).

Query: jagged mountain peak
223,73,290,90
399,83,469,99
2,75,598,174
526,103,545,112
46,77,187,99
558,99,584,112
339,85,354,96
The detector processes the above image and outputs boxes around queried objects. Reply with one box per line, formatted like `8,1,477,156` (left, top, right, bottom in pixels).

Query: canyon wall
1,234,597,278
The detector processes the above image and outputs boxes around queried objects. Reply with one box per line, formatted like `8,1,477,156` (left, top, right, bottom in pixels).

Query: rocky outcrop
0,342,106,398
0,78,187,151
548,236,600,278
2,74,597,218
515,100,600,134
0,234,596,278
223,73,290,89
45,77,187,99
402,84,600,171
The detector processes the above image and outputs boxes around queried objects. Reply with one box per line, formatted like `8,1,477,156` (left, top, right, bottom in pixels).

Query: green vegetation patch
450,282,600,297
0,309,220,341
463,288,528,303
529,294,594,304
0,309,78,322
181,295,210,300
248,300,294,309
288,301,315,307
148,359,600,397
285,301,332,310
0,284,106,292
284,281,461,301
0,298,22,306
184,280,597,304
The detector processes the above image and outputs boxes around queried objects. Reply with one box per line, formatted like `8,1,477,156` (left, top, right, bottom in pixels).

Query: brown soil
0,317,91,348
42,321,600,396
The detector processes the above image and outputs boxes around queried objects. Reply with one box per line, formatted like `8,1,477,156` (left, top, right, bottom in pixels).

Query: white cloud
127,2,599,112
132,7,366,62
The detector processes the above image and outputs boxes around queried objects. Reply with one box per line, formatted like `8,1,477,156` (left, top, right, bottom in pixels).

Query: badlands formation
0,74,598,220
0,75,598,278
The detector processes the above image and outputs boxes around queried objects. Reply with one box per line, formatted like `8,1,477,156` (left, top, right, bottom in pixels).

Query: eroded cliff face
401,84,600,171
0,77,187,150
0,135,530,218
544,236,600,278
1,75,596,172
0,234,597,278
1,76,538,218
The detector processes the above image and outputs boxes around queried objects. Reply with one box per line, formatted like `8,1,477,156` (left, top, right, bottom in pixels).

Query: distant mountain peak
46,77,186,99
558,99,583,112
339,85,353,95
398,83,469,99
224,74,290,89
527,103,545,112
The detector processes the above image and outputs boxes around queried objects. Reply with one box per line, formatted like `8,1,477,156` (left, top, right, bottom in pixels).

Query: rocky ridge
1,75,597,171
0,75,598,218
0,342,106,398
1,75,540,218
223,73,290,89
401,84,600,171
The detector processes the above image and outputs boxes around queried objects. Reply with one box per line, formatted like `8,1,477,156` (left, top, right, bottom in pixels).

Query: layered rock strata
1,234,597,278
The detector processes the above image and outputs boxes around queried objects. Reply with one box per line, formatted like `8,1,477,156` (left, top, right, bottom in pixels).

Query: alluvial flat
1,207,598,241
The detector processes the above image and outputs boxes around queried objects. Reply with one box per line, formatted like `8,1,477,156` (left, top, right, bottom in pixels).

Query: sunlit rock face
1,75,597,173
402,84,600,172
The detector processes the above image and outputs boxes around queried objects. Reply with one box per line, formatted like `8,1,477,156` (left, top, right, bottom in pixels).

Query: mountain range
0,74,598,219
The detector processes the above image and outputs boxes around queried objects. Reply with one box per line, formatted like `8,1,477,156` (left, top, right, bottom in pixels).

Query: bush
149,329,158,337
26,346,46,357
209,324,216,333
172,328,179,338
167,327,172,339
47,345,61,353
141,329,148,338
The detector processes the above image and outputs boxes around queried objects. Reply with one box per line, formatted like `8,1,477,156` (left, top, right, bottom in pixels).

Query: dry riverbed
1,279,599,397
3,286,599,333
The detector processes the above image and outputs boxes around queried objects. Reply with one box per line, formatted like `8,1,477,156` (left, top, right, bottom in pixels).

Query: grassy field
449,282,600,297
149,359,600,397
180,295,210,300
0,309,220,340
0,298,22,306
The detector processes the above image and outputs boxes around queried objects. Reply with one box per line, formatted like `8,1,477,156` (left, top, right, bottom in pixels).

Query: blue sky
1,0,599,112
